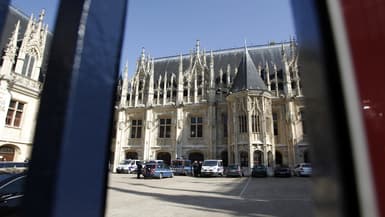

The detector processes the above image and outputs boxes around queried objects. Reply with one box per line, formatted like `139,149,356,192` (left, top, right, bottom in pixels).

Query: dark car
0,173,27,217
274,166,292,177
225,164,242,177
251,165,267,177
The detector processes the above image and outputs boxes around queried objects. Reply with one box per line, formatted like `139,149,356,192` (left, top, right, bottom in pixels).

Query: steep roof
150,42,292,83
231,47,267,92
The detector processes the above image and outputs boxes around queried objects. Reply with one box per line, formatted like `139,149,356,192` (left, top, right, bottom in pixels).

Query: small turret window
21,54,35,78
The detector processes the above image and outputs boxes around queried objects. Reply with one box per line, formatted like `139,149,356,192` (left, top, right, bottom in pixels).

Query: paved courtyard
105,173,313,217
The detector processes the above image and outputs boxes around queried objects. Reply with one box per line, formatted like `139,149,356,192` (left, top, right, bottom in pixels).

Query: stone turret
14,9,48,81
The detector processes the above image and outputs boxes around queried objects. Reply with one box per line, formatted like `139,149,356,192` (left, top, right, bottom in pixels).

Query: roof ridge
153,42,291,61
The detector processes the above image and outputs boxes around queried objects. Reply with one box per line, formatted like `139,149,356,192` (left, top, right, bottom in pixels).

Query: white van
201,160,224,176
116,159,141,174
116,159,131,174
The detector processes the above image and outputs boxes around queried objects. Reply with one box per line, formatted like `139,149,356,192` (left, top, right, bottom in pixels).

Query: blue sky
11,0,295,77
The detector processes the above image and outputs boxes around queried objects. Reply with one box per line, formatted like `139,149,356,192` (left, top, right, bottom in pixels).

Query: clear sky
10,0,295,78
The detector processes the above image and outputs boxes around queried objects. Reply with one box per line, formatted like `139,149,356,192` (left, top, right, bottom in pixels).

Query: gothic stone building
112,40,308,171
0,7,49,161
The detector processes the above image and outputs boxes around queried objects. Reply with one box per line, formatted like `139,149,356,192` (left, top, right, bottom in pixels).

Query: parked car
116,160,142,174
170,159,192,176
0,162,28,175
201,160,224,177
116,160,132,174
225,164,242,177
274,166,292,177
251,165,268,177
294,163,312,176
0,172,27,217
142,163,173,179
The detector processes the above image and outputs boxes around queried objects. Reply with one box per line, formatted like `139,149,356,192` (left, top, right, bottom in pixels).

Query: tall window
130,120,142,138
300,110,306,135
251,114,260,133
222,114,227,137
21,54,35,78
238,115,247,133
190,116,203,137
5,100,24,127
159,118,171,138
273,112,278,136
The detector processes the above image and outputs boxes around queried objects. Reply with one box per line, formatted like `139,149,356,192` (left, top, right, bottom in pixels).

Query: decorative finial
39,9,45,22
196,40,200,53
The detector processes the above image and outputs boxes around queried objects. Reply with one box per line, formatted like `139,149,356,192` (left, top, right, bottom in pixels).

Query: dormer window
21,54,35,78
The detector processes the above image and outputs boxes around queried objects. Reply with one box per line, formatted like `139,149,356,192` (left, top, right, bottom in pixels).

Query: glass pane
17,103,24,110
5,110,14,125
197,125,202,137
136,127,141,138
165,126,171,137
197,117,202,123
159,126,164,138
27,56,35,77
9,100,16,108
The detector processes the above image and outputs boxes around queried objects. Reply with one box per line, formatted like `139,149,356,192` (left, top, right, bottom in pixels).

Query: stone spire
209,50,214,89
274,63,279,96
195,40,200,55
140,47,146,66
37,9,45,33
281,45,292,96
120,62,129,107
177,53,184,104
265,61,271,91
3,20,19,63
0,21,20,80
147,58,154,106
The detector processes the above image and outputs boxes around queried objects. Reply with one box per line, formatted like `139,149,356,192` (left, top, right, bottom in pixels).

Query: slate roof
150,42,292,84
231,47,267,92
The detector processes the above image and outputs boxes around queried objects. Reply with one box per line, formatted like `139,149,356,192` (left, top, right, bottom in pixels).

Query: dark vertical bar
0,1,10,35
23,0,127,216
291,1,360,217
340,0,385,215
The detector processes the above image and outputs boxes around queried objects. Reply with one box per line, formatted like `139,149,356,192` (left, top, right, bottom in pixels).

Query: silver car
294,163,312,176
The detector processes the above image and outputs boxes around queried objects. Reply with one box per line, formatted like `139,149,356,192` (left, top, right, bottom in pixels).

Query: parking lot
105,173,313,217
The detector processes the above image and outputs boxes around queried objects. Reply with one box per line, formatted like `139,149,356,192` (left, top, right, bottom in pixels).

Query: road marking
239,176,251,198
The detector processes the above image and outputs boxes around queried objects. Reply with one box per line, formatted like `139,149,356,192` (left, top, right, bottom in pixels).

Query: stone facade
112,40,308,172
0,7,49,161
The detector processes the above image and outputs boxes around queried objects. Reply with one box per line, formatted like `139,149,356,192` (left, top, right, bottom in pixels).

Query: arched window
21,54,36,78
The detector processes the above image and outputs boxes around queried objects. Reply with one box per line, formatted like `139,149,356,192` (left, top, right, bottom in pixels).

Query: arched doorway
267,151,274,167
253,150,264,165
157,152,171,165
0,145,16,161
188,152,204,163
303,149,310,163
240,151,249,167
221,150,228,167
125,151,138,160
275,151,283,166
